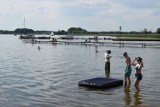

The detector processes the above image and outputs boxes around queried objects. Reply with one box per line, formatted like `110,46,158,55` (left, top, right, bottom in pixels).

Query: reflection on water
95,45,98,53
134,91,142,106
124,85,142,106
124,85,131,105
0,35,160,106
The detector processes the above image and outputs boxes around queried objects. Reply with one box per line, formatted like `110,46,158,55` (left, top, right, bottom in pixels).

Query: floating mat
79,77,123,89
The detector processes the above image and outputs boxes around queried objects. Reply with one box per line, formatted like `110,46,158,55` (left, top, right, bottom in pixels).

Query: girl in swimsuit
132,57,143,92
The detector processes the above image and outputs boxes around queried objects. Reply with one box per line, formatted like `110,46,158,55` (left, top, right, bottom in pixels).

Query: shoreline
1,33,160,41
112,38,160,41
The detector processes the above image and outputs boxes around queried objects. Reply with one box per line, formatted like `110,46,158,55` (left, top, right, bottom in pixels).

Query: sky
0,0,160,32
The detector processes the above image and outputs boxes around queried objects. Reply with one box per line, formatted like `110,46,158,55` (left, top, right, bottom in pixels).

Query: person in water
38,46,40,50
94,34,98,42
132,57,143,92
104,50,111,77
123,52,132,86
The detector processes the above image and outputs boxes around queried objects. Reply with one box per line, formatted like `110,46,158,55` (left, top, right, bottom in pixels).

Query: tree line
0,27,160,35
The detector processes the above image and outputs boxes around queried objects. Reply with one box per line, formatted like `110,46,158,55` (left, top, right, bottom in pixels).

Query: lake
0,34,160,107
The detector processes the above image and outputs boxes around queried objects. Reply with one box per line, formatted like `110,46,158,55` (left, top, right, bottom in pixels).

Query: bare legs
128,77,131,85
134,79,140,92
124,77,131,86
125,78,140,92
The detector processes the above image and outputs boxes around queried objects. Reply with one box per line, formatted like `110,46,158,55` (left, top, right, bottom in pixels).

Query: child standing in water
132,57,143,92
123,52,132,86
104,50,111,77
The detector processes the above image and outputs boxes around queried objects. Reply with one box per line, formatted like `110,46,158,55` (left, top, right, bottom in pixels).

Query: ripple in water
0,35,160,107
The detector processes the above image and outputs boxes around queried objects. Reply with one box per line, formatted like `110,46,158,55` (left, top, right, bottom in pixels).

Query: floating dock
79,77,123,89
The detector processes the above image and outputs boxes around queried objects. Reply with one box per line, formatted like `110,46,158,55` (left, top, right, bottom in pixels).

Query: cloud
0,0,160,31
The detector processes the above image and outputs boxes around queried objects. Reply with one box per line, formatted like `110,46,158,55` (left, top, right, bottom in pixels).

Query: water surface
0,34,160,107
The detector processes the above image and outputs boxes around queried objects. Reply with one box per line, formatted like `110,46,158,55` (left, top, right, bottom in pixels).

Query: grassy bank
112,38,160,41
97,33,160,41
98,34,160,38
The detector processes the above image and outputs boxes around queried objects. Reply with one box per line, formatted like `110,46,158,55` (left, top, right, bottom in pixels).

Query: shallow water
0,34,160,107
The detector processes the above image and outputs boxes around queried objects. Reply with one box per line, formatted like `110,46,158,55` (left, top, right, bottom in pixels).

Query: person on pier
94,34,98,42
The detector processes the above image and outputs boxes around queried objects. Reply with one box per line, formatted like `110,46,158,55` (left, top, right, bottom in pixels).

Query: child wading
104,50,111,77
123,52,132,86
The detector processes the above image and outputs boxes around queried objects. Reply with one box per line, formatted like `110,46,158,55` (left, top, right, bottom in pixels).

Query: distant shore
112,38,160,41
98,33,160,38
1,33,160,41
98,34,160,41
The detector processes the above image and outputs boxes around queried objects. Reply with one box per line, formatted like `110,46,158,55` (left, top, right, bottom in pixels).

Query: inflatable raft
79,77,123,89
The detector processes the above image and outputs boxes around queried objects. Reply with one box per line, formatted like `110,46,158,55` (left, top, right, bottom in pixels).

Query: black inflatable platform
79,77,123,89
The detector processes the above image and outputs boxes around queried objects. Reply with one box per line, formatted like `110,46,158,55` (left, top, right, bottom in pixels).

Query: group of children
105,50,143,92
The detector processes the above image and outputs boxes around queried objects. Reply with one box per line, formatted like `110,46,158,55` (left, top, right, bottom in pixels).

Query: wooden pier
22,39,160,48
56,41,160,48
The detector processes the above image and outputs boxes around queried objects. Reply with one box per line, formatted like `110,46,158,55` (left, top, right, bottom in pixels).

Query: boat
37,36,50,39
60,34,74,40
79,77,123,89
50,31,54,36
19,34,35,39
19,17,35,39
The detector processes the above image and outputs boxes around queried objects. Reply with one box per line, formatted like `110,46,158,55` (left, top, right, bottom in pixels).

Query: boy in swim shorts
123,52,132,86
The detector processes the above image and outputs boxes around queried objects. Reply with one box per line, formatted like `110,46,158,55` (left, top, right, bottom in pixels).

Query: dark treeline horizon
0,27,160,35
